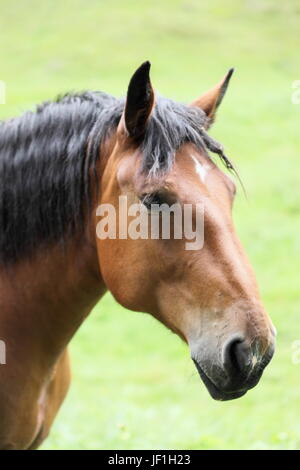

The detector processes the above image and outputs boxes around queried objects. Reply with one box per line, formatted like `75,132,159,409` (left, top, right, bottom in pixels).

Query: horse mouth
193,360,248,401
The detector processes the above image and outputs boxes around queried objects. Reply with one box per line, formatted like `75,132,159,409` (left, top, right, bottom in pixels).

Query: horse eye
139,192,167,210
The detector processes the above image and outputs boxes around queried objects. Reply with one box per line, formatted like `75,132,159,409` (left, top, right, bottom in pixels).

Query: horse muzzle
191,335,275,401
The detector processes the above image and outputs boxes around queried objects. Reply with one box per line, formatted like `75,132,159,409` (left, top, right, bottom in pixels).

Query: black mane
0,91,226,263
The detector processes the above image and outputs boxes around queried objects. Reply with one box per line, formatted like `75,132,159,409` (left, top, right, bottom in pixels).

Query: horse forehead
173,148,214,184
174,148,236,195
190,155,211,183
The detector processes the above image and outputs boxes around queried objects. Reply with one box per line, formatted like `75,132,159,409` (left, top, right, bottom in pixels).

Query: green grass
0,0,300,450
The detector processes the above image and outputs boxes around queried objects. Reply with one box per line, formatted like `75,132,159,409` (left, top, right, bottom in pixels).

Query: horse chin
193,361,248,401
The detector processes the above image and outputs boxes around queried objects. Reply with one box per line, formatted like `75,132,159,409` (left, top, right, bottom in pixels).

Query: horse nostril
223,337,251,377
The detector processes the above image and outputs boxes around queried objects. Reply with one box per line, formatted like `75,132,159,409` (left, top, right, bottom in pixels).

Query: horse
0,61,275,449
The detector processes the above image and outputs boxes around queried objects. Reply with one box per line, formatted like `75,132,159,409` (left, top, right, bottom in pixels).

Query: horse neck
0,126,117,371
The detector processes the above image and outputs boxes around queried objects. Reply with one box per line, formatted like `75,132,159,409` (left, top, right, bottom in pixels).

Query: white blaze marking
191,155,208,183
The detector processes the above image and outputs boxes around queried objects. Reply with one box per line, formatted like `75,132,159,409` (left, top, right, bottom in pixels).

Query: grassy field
0,0,300,450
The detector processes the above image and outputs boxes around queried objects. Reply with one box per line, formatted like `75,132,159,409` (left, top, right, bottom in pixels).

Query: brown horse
0,62,275,449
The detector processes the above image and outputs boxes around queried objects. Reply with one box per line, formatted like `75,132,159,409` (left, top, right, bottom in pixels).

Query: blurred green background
0,0,299,450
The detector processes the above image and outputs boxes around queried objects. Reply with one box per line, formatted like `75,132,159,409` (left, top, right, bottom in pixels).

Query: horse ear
191,68,234,126
123,61,154,140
